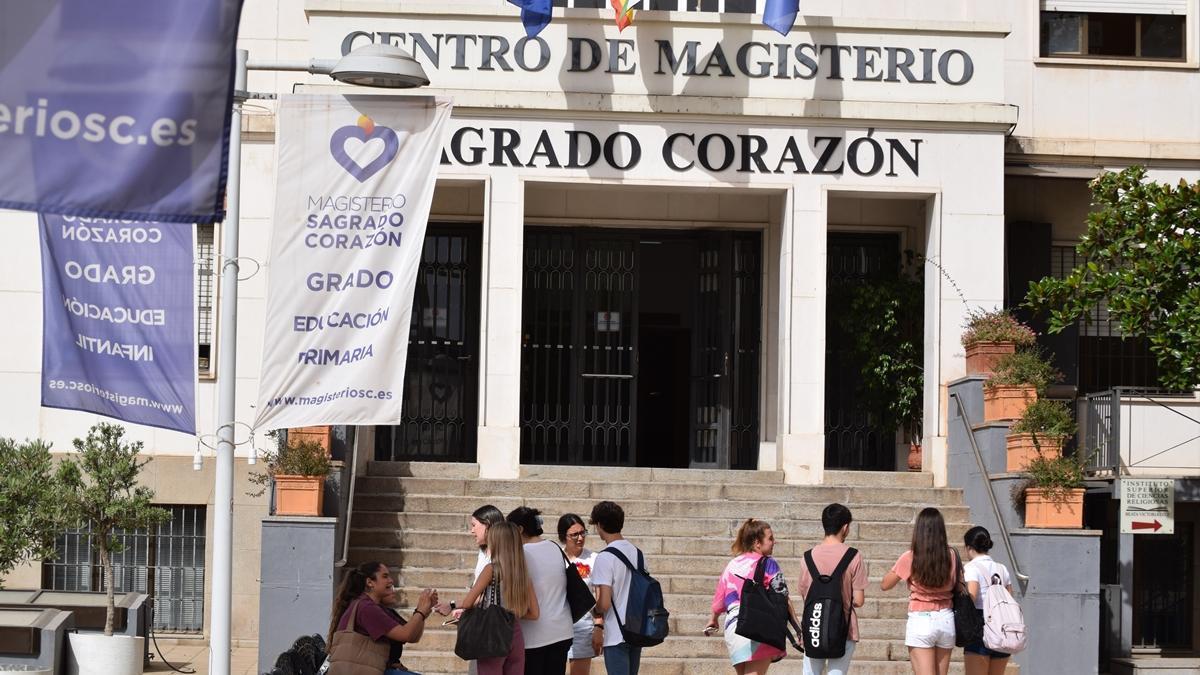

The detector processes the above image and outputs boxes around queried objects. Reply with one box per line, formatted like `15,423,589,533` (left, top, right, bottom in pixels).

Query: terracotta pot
274,475,325,516
1024,487,1084,528
983,385,1037,421
907,443,922,471
1005,433,1064,472
288,425,333,452
964,341,1017,376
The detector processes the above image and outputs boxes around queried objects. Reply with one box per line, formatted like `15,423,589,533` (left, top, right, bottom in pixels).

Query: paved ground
145,642,260,675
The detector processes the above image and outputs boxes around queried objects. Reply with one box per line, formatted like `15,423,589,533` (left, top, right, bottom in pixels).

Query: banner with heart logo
254,95,453,430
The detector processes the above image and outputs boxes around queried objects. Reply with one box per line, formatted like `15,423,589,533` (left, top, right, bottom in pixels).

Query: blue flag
508,0,553,38
0,1,243,224
763,0,799,36
40,214,197,434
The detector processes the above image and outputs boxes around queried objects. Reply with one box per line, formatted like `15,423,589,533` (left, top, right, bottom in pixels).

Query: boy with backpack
796,503,867,675
589,500,669,675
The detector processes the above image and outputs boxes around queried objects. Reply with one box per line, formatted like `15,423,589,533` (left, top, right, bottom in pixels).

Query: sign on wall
39,214,197,434
254,95,453,430
0,1,242,223
1119,478,1175,534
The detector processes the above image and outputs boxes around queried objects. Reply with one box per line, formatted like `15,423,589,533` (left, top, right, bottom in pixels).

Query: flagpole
210,47,247,675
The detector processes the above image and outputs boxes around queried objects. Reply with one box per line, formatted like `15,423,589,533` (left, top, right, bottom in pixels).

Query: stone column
477,175,523,479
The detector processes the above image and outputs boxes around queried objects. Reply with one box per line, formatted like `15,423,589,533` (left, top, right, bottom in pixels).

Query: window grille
42,506,206,633
1051,245,1123,337
197,224,215,375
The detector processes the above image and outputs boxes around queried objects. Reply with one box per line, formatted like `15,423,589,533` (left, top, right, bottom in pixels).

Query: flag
508,0,552,38
763,0,799,36
611,0,642,31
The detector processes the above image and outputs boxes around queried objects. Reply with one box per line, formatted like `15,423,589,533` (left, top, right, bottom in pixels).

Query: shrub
248,435,331,498
986,348,1063,394
961,308,1037,349
1019,451,1086,505
1010,399,1076,440
0,438,72,585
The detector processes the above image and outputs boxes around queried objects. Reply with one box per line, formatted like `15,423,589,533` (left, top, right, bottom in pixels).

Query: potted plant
59,423,170,675
1006,399,1076,471
983,348,1061,422
1018,451,1086,529
249,433,332,517
0,438,72,589
961,308,1037,376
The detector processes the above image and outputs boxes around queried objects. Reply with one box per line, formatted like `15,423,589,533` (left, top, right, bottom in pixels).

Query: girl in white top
558,513,600,675
435,504,505,675
961,526,1013,675
508,506,574,675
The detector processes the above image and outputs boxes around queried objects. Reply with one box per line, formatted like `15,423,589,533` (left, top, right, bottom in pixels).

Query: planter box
1005,433,1064,472
983,385,1037,421
287,426,332,453
66,633,144,675
965,341,1016,376
274,475,325,516
1024,488,1084,529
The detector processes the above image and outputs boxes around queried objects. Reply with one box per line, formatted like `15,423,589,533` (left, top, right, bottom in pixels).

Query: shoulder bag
327,598,391,675
734,555,802,652
558,545,597,622
951,548,984,647
454,566,516,661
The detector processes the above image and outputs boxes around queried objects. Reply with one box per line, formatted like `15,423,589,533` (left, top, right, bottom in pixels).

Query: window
197,224,215,376
1041,10,1186,60
42,506,207,633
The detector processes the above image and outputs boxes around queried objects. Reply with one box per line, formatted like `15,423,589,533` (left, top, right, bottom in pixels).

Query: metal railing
1082,387,1199,476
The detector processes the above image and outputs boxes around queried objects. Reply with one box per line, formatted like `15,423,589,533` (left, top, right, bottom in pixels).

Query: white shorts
904,609,956,649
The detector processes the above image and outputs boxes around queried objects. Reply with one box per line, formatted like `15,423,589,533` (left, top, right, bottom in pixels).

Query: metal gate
825,233,900,470
375,225,481,461
42,506,206,633
1133,521,1194,649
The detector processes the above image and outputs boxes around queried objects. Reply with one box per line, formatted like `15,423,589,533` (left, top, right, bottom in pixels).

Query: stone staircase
347,462,1005,674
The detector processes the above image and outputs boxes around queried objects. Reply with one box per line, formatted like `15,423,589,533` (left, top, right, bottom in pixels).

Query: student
508,506,574,675
882,507,957,675
706,518,799,675
588,501,644,675
326,561,436,675
796,504,867,675
961,527,1013,675
557,514,601,675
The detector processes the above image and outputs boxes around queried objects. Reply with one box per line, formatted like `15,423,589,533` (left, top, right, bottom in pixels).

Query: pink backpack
982,569,1027,654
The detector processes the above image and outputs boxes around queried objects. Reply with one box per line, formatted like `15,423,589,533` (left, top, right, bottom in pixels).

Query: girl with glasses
558,513,600,675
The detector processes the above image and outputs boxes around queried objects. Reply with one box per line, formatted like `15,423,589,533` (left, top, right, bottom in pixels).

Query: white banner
255,95,453,430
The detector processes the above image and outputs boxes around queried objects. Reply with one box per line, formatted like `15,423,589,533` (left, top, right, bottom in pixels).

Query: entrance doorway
519,228,761,469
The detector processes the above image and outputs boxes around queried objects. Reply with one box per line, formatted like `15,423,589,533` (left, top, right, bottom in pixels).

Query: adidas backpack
982,571,1027,654
602,546,670,647
800,547,857,659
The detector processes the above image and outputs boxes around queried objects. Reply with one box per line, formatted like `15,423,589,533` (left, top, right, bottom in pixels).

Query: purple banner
40,214,196,434
0,1,243,224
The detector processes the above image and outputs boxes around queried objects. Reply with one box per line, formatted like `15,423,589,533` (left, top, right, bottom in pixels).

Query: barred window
42,506,207,633
1051,245,1123,337
551,0,760,12
197,224,215,375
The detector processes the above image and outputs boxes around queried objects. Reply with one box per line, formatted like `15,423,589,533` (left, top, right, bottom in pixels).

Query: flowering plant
961,308,1037,349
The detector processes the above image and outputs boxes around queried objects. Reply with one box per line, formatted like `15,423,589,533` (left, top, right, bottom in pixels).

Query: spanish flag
610,0,642,31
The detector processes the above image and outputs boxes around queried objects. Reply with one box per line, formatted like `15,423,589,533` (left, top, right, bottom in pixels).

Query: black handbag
454,571,515,661
558,545,596,623
951,549,984,647
734,556,802,652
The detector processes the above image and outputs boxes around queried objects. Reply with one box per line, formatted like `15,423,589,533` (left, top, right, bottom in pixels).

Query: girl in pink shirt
882,507,957,675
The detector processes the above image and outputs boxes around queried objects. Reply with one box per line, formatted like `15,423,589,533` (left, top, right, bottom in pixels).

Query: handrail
949,391,1030,585
335,427,361,568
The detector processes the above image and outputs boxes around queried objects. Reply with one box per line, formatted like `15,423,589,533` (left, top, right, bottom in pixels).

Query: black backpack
602,546,670,647
800,547,858,659
734,555,802,652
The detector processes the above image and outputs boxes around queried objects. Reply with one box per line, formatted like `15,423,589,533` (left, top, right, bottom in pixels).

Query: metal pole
210,48,246,675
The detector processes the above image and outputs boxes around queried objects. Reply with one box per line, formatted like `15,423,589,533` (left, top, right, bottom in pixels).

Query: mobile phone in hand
443,617,459,626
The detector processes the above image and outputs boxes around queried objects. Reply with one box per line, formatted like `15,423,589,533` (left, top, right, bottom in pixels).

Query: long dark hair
910,507,951,588
328,561,384,643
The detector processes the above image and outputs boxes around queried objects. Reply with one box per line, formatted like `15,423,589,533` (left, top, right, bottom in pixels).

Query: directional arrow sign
1130,520,1162,532
1120,479,1174,534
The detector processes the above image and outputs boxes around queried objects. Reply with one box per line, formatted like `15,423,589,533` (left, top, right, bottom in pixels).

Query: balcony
1081,388,1200,478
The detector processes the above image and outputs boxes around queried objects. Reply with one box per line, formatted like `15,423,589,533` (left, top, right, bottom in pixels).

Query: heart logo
329,115,400,183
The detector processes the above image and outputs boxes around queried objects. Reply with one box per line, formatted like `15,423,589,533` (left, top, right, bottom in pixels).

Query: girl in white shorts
881,507,958,675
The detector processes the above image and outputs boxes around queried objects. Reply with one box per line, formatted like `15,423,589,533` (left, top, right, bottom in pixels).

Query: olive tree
1025,166,1200,390
0,438,72,586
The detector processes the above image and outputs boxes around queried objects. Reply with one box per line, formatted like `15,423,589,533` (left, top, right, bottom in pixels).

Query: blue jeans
603,642,642,675
802,640,856,675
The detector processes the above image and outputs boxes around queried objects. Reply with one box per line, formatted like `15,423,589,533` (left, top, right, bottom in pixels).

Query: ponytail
731,518,772,555
328,562,382,643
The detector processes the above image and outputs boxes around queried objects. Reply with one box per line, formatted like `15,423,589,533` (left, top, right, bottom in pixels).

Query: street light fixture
209,43,428,675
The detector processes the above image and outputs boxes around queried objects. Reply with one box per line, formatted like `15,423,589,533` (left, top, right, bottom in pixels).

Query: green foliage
247,434,331,498
59,423,170,635
0,438,73,585
1020,451,1086,505
1024,166,1200,390
986,348,1063,393
838,255,924,438
961,308,1038,349
1010,399,1076,440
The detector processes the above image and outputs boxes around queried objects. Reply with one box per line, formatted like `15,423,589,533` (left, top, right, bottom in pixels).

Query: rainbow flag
610,0,642,31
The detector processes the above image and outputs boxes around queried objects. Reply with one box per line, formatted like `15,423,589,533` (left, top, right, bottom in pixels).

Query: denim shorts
963,641,1010,658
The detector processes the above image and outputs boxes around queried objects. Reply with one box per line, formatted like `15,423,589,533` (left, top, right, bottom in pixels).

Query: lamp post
210,43,428,675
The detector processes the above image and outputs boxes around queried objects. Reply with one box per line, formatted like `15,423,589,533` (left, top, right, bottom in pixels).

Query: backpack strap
831,548,858,579
602,545,642,573
803,550,821,581
991,572,1003,586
